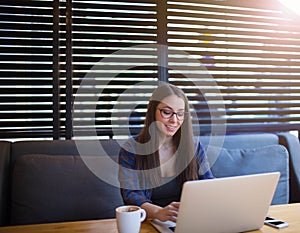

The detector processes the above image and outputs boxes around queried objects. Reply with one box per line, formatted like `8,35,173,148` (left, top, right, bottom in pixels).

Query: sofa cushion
206,145,289,205
11,154,124,225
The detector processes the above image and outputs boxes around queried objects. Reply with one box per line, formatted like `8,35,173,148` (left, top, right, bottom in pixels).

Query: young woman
118,82,214,223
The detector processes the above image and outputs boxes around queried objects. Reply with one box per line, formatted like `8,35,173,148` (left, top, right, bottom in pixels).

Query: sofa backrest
10,154,124,225
0,133,294,226
200,133,289,205
10,139,124,225
199,133,280,149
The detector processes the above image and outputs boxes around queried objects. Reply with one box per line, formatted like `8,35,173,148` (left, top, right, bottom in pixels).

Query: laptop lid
150,172,280,233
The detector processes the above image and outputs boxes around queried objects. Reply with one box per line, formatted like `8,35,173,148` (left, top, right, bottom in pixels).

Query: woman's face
155,95,185,138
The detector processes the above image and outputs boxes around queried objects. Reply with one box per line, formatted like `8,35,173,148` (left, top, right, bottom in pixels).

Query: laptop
150,172,280,233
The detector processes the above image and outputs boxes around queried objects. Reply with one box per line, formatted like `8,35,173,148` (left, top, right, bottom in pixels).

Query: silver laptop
150,172,280,233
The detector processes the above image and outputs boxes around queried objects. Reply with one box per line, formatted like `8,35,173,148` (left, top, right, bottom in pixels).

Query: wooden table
0,203,299,233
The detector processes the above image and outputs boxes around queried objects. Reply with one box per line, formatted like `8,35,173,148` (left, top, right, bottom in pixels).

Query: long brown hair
135,82,198,187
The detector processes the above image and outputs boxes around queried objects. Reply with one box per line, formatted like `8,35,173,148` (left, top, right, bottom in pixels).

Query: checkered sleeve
195,142,215,179
118,148,152,206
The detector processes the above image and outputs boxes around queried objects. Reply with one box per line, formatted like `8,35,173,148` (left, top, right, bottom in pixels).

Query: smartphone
264,216,289,229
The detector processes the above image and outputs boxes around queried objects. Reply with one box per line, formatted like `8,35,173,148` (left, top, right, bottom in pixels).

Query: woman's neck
160,136,174,150
158,136,177,177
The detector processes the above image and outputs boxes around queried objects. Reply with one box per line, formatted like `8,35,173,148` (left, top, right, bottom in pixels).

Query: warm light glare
279,0,300,15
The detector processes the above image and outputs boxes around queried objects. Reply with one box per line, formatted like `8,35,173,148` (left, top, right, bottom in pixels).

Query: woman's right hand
155,202,180,223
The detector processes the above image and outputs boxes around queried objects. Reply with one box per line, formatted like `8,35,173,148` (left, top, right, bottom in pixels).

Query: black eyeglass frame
156,108,188,121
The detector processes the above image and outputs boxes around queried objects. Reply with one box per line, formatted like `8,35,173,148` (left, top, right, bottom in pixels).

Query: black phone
264,216,289,229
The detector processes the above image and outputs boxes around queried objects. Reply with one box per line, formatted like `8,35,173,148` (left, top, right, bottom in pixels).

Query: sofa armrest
278,132,300,203
0,141,11,226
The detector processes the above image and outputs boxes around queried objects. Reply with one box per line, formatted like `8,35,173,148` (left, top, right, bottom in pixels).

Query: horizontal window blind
1,0,300,140
71,0,159,139
167,0,300,134
0,1,53,139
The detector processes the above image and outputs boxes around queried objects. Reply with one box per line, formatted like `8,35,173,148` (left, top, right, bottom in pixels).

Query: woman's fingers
165,202,180,222
156,202,181,222
170,201,180,209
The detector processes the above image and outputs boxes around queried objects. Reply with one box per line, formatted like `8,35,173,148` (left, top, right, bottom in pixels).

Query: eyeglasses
157,108,187,121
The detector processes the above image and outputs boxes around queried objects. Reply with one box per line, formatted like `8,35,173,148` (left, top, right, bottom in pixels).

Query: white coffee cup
116,205,146,233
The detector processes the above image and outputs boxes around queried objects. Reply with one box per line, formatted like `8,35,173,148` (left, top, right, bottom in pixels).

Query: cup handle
140,209,146,222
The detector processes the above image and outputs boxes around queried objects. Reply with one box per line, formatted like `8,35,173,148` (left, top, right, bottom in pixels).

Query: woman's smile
165,125,178,132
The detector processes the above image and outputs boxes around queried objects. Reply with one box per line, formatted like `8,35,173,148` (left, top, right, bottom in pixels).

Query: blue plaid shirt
118,139,214,206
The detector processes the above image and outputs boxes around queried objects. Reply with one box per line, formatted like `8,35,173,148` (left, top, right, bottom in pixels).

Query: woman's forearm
141,202,162,220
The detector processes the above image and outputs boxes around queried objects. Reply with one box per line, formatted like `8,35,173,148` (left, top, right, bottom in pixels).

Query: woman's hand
141,201,180,223
155,202,180,223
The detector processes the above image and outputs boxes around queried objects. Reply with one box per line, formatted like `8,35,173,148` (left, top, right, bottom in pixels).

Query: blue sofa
0,132,299,226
